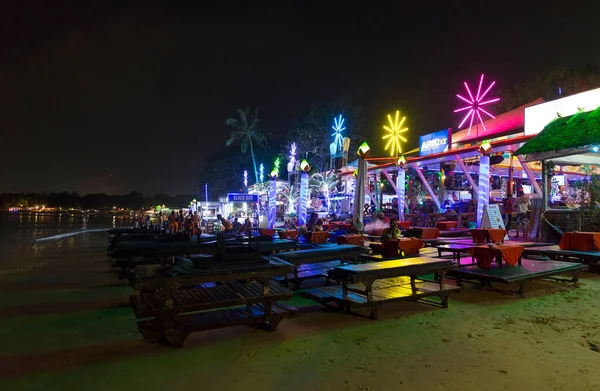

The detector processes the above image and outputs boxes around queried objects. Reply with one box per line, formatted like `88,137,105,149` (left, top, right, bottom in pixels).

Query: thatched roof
516,106,600,155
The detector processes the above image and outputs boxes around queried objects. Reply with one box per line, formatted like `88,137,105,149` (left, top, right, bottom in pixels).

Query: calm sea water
0,212,132,272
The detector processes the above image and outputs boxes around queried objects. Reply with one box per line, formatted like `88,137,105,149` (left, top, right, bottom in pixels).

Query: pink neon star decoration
454,74,500,135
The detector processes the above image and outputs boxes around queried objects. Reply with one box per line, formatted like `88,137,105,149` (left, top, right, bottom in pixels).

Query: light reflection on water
0,212,133,271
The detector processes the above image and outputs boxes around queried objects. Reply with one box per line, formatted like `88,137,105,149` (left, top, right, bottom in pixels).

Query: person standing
515,191,531,238
381,218,401,241
217,214,233,233
504,195,515,234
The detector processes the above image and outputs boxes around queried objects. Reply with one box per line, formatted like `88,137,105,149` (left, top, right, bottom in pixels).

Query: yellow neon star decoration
382,110,408,156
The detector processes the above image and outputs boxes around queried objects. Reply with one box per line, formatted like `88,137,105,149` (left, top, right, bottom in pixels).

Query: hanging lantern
478,140,492,155
342,137,351,153
396,155,407,167
300,159,311,172
357,142,371,158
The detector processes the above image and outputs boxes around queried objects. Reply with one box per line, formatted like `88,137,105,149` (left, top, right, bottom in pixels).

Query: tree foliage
498,66,600,112
225,107,272,183
287,98,365,172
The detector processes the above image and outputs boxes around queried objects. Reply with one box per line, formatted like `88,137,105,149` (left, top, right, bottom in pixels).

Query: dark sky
2,0,599,195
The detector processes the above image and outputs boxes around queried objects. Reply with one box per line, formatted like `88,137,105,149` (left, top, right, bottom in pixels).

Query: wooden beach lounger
304,257,459,320
270,244,369,289
130,256,296,347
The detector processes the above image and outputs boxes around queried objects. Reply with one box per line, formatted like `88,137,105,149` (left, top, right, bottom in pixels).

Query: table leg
438,270,446,290
259,278,272,317
518,255,522,266
365,280,378,320
410,276,416,294
438,248,442,258
496,251,503,268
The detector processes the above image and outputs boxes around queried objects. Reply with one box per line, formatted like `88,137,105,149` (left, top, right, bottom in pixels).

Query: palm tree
225,107,271,183
309,171,340,213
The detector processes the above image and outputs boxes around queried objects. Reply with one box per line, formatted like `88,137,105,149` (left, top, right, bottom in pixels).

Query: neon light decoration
273,157,281,177
331,115,346,151
268,178,277,229
382,111,408,156
454,74,500,134
298,170,309,226
259,163,264,182
476,155,490,227
243,170,248,187
289,142,296,169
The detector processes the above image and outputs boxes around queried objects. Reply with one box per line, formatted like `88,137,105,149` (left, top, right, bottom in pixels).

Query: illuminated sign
419,128,452,156
524,87,600,135
552,175,565,186
227,193,258,202
218,197,228,203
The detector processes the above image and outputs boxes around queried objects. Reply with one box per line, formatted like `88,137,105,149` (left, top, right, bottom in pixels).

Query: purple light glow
454,74,500,135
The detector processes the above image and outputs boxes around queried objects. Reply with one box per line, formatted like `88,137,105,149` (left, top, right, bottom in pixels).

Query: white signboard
524,87,600,135
481,204,509,240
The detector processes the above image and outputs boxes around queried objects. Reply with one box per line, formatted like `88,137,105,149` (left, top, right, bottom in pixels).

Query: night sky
2,1,599,195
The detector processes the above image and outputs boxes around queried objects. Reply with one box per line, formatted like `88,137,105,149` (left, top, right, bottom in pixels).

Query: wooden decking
305,277,460,306
448,259,582,297
137,303,297,344
128,256,296,347
306,257,459,319
131,280,292,318
522,246,600,264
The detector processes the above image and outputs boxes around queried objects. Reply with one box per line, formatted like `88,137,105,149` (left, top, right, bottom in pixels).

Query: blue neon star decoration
331,115,346,150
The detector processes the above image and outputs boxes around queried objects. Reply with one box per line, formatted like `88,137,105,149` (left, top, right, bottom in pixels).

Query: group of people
216,214,254,234
153,210,201,235
503,190,531,238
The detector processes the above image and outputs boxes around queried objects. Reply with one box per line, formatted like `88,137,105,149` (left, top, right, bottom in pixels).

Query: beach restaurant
342,88,600,236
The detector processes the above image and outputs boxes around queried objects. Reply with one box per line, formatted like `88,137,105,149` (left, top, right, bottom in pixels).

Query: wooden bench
109,239,298,276
436,244,476,265
522,246,600,264
130,256,296,347
304,257,459,320
272,244,368,289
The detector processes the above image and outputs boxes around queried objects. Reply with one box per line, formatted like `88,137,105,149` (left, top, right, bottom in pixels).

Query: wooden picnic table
419,227,440,239
436,221,458,231
130,256,296,347
471,228,506,244
559,232,600,252
398,221,413,230
473,245,524,269
109,239,299,278
436,243,475,265
325,257,459,319
336,234,363,245
271,244,368,288
369,238,424,257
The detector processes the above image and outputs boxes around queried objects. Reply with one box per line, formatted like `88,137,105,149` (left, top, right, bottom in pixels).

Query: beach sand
0,232,599,391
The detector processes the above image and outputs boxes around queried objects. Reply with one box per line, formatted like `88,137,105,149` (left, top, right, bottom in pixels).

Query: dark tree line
0,192,198,210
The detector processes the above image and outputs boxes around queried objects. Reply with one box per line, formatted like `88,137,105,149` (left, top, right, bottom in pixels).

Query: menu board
481,204,509,240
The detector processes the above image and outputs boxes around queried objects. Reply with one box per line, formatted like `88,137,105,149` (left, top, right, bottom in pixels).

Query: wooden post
508,153,514,197
383,169,404,221
540,160,549,242
476,155,490,227
454,155,479,194
439,167,445,210
410,163,441,211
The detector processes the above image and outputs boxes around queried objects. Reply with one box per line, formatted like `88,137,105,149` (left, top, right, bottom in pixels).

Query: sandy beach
0,231,599,391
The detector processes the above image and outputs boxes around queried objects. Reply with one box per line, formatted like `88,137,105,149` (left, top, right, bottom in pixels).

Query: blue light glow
243,170,248,187
331,114,346,151
259,163,264,182
593,146,599,152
